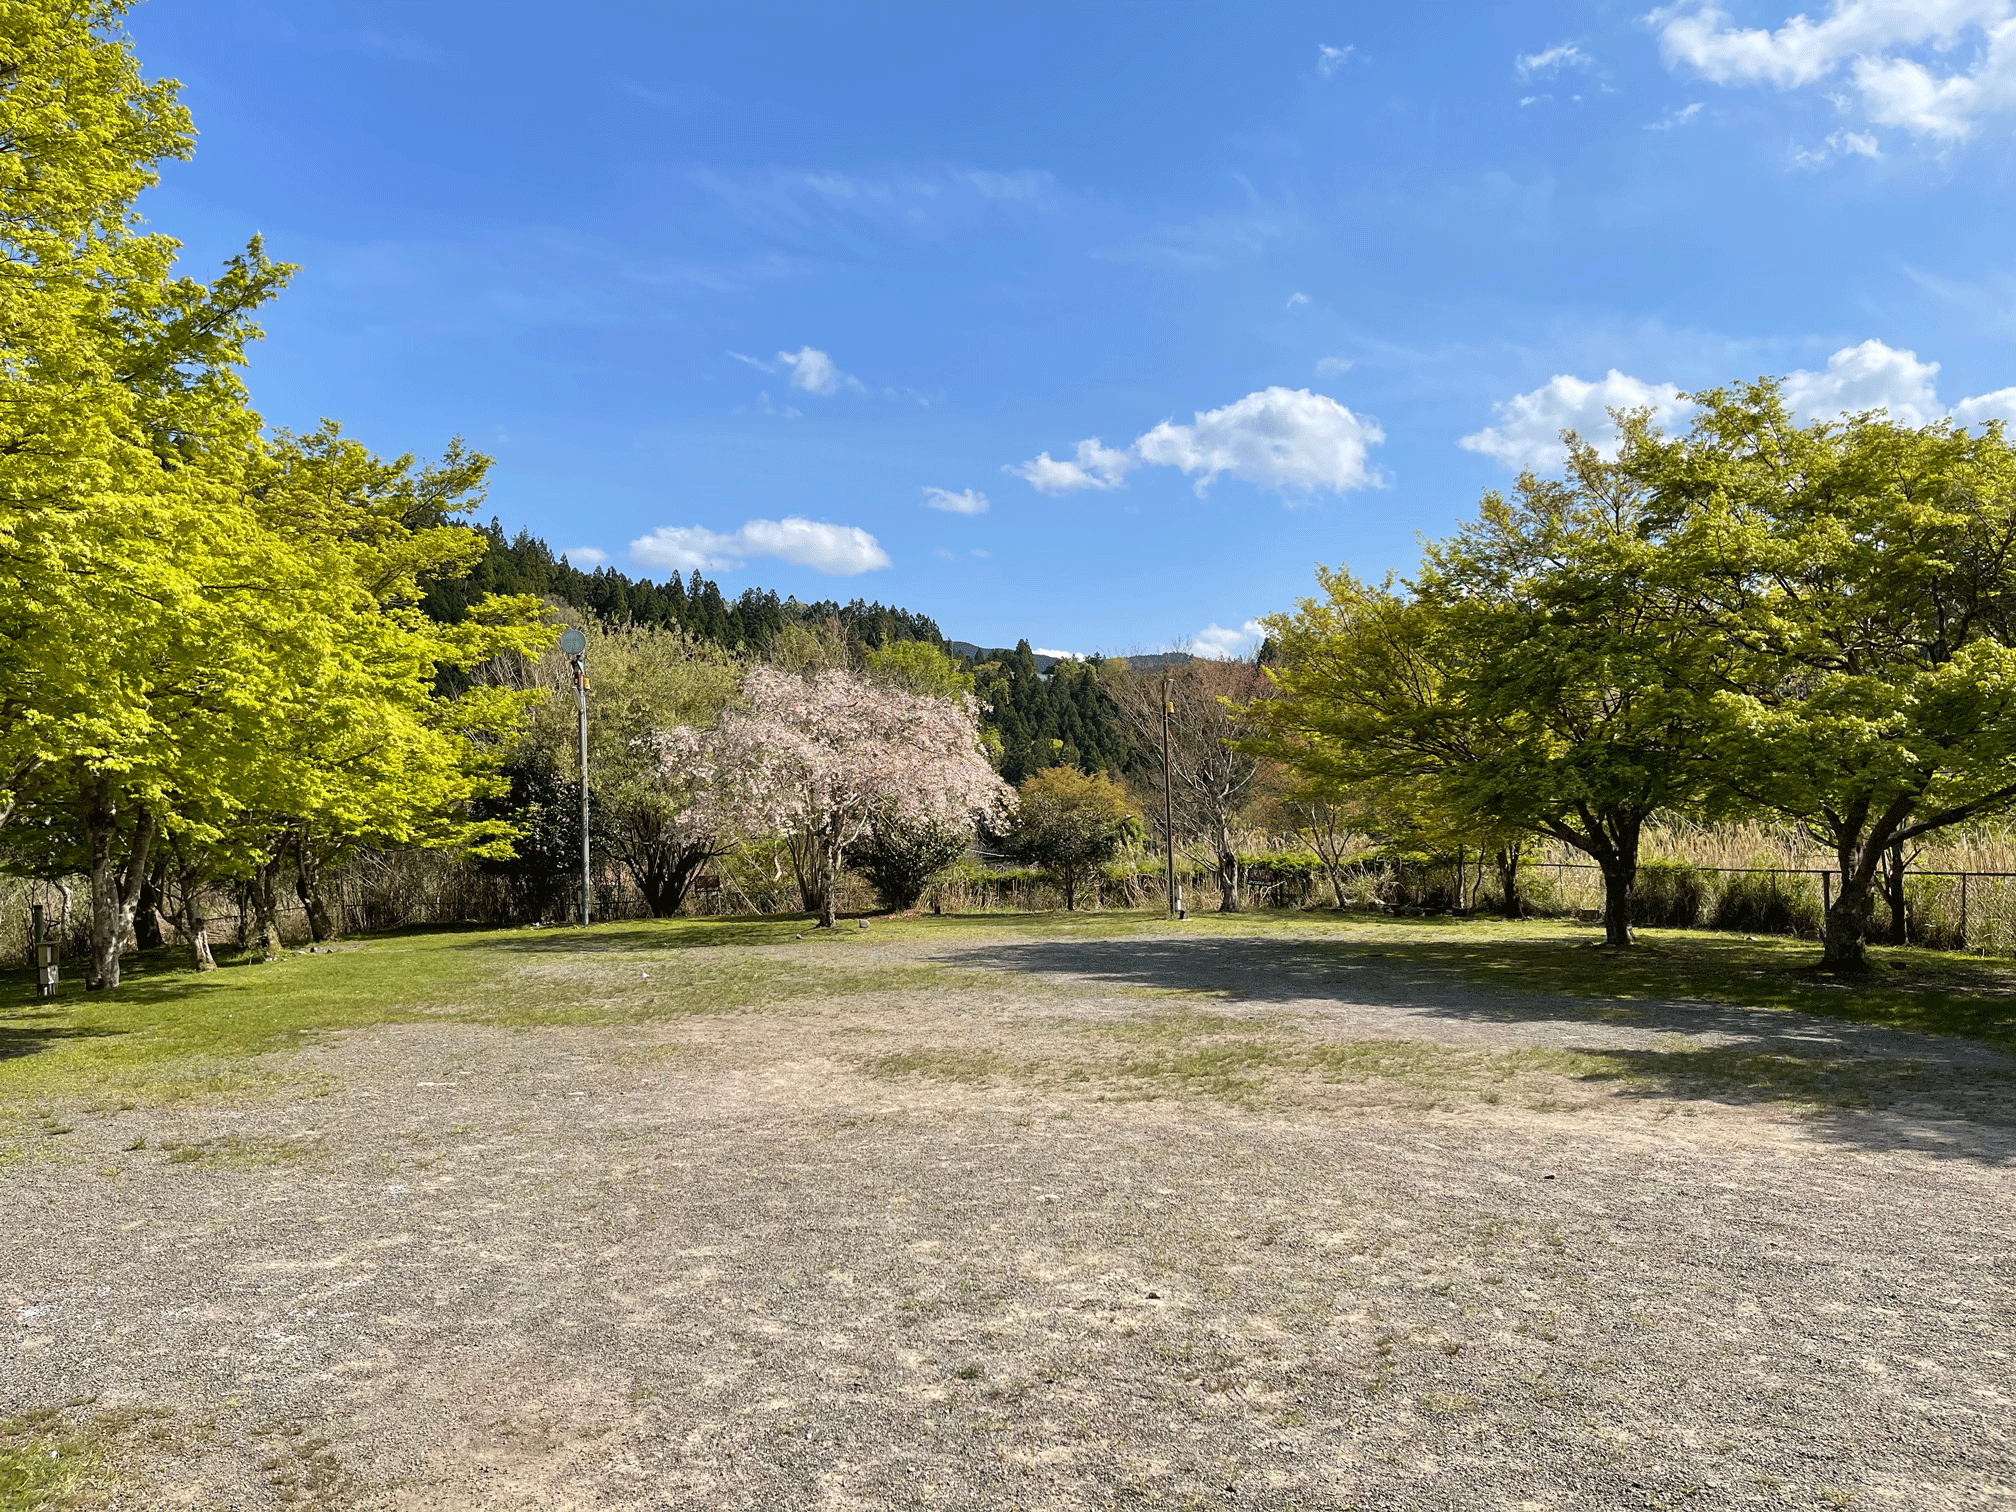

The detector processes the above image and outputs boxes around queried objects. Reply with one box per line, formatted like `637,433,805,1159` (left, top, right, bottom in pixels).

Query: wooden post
1959,872,1969,952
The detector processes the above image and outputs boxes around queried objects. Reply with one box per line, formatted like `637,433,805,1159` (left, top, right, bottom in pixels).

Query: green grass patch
2,911,2009,1128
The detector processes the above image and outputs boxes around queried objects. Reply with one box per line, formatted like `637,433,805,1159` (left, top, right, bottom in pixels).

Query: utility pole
561,627,591,927
1162,674,1180,919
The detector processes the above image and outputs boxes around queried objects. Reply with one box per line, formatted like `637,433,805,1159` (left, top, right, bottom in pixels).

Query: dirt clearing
3,923,2012,1509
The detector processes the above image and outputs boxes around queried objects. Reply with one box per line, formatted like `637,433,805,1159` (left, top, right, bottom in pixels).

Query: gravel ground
4,928,2013,1510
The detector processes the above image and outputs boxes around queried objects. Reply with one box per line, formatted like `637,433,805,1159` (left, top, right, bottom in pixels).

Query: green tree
1656,384,2016,970
1006,766,1137,911
1253,428,1727,946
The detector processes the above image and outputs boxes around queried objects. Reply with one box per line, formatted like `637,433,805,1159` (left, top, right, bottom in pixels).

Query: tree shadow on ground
938,932,2016,1163
0,1010,129,1061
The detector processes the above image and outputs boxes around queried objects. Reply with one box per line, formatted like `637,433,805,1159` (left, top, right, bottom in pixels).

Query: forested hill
426,523,1140,782
423,522,941,650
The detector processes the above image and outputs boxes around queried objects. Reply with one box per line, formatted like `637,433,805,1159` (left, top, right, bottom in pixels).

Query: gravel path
4,930,2012,1510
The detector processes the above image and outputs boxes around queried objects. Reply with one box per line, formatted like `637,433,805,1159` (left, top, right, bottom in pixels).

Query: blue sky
131,1,2016,657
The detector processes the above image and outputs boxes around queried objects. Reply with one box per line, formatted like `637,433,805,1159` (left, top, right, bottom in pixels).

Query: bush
1633,860,1705,929
1707,871,1822,938
851,813,973,912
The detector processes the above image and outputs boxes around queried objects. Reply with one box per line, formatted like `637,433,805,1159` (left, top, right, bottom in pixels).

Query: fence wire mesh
11,851,2016,967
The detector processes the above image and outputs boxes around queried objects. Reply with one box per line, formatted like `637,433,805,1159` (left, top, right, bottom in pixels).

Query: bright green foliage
0,4,549,982
1253,429,1730,946
862,639,974,701
1650,384,2016,967
1006,766,1139,910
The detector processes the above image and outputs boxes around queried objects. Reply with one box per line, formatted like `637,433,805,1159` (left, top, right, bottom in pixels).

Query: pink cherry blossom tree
660,666,1011,927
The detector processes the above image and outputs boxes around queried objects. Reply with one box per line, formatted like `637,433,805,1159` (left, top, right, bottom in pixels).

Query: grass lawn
2,910,2011,1119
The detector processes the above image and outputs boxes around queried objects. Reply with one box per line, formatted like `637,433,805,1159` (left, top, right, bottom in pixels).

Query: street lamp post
1162,674,1181,919
560,627,590,927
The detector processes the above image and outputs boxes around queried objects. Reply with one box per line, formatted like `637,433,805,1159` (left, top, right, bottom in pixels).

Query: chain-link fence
13,850,2016,968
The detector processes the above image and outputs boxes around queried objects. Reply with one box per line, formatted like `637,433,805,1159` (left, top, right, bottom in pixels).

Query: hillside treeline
423,525,942,652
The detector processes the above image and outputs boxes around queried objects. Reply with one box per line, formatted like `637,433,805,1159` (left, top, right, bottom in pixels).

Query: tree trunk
248,862,283,960
1496,847,1522,920
1062,867,1077,911
1216,842,1242,912
135,850,169,952
1326,865,1347,910
293,831,340,942
86,802,157,991
180,886,216,972
1821,865,1878,972
815,825,843,928
1598,859,1636,948
788,831,825,913
1884,841,1908,945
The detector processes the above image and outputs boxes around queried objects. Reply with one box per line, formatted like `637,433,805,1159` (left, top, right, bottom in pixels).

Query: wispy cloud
560,546,608,566
1789,129,1883,167
1646,102,1705,131
1317,43,1355,79
1285,291,1310,309
1516,42,1594,80
922,486,989,515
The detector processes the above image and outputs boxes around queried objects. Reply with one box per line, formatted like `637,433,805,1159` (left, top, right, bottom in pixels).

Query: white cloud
1461,371,1693,470
1005,437,1138,495
1034,647,1084,661
1652,1,2016,142
1011,389,1384,501
775,345,862,395
1136,388,1385,498
1193,620,1266,660
631,517,891,576
1516,42,1594,79
560,546,608,566
1953,386,2016,425
1317,43,1354,78
1647,102,1705,130
971,547,990,558
922,486,989,515
1286,291,1310,308
1782,338,1945,423
1463,340,2016,471
1315,355,1354,376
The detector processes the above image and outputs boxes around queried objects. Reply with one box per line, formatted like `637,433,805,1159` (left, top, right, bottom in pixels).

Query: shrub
1707,871,1822,938
1632,860,1705,929
851,813,973,912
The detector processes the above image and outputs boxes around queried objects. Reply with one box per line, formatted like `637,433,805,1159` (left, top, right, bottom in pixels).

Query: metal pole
574,651,591,927
1161,676,1178,918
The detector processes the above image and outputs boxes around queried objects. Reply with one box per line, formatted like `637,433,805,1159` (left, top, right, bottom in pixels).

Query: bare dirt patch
3,926,2012,1509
